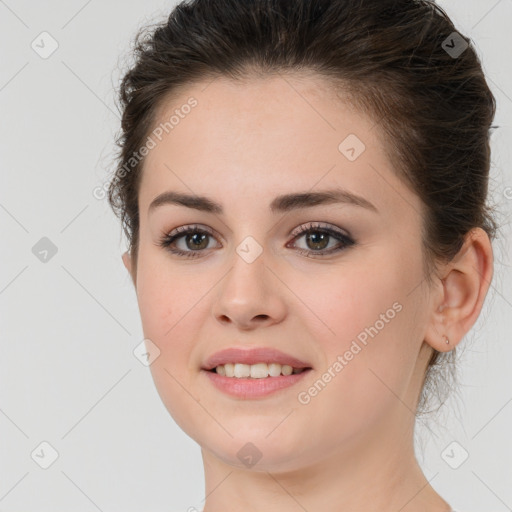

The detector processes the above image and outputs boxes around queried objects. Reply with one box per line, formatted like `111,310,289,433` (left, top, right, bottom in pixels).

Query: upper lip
201,347,312,370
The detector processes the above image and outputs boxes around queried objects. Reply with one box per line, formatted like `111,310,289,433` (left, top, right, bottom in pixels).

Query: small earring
444,335,449,344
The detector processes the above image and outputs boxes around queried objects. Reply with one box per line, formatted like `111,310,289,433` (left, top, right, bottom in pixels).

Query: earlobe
122,251,131,273
424,228,493,352
122,251,135,285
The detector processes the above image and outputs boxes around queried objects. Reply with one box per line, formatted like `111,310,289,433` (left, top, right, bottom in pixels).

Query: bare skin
122,73,493,512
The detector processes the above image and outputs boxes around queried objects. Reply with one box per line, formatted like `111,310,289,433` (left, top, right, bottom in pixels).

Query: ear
424,227,494,353
122,251,136,287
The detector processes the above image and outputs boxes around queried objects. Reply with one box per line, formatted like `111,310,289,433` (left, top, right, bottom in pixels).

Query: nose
212,249,287,331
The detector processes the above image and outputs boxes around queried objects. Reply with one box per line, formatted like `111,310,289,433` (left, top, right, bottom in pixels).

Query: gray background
1,0,511,510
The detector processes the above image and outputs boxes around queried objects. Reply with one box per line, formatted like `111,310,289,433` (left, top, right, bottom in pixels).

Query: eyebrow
148,188,378,215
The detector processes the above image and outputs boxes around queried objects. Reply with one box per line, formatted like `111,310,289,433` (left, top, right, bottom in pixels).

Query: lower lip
202,369,312,399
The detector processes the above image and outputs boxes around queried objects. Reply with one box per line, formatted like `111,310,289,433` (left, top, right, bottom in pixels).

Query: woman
108,0,497,510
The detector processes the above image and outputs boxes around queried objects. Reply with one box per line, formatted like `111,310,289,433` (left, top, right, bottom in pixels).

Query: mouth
200,346,313,399
205,363,312,378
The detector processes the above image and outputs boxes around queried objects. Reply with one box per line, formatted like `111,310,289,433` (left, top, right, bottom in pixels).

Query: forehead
138,74,422,221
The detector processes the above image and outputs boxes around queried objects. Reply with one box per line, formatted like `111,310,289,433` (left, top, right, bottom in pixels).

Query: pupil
187,233,208,250
307,232,328,250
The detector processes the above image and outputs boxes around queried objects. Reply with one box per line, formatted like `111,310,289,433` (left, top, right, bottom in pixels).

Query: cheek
295,302,415,450
135,264,203,430
300,257,420,397
137,278,176,340
135,255,212,374
296,260,407,347
136,247,190,341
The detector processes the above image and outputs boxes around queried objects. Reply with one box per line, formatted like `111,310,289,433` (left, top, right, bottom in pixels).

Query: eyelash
156,222,355,259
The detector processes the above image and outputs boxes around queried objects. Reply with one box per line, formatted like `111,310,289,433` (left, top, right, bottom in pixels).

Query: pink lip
201,346,312,371
203,368,312,399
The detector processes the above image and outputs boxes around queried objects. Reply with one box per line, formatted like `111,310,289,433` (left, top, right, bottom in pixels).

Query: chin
199,425,310,470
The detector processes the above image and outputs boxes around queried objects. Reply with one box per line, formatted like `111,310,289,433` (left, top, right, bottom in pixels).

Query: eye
287,222,355,257
157,222,355,259
157,224,219,259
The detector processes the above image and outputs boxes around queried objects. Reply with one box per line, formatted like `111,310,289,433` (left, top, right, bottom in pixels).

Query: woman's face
125,74,437,471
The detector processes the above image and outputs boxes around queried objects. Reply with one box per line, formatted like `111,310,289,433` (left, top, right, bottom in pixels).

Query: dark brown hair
108,0,498,416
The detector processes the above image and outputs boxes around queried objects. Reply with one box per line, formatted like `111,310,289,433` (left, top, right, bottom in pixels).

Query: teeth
212,362,306,378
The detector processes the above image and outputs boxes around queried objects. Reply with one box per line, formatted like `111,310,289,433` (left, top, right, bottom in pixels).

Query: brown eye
158,225,219,258
303,231,330,251
184,232,209,250
158,222,355,259
288,222,355,257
